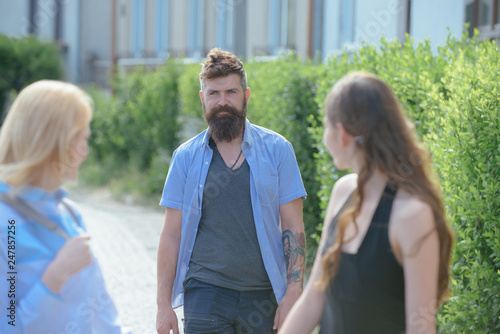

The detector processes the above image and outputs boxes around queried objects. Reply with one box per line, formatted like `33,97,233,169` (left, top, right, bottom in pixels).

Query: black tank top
319,185,405,334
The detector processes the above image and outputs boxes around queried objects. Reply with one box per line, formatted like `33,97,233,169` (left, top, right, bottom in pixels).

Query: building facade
0,0,498,86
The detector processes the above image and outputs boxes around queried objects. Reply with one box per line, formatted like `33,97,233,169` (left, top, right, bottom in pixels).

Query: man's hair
200,48,247,92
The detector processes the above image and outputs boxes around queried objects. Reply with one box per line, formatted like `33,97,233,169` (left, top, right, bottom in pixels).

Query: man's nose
218,93,228,106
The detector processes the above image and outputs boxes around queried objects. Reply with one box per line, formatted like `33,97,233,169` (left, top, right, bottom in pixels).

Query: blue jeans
183,279,278,334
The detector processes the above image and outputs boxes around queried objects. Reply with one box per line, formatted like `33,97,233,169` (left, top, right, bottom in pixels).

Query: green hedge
427,35,500,333
0,34,63,122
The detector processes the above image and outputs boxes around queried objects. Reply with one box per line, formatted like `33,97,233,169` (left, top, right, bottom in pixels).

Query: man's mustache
210,105,240,116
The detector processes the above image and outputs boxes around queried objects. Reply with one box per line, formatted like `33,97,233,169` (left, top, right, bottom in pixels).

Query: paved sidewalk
71,189,184,334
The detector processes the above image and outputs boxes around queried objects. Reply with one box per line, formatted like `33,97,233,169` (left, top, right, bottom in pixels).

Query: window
188,0,205,58
132,0,146,58
155,0,169,58
497,0,500,24
396,0,412,42
29,0,38,35
268,0,290,55
340,0,356,46
311,0,324,59
54,0,63,41
232,0,247,57
479,0,493,26
216,0,234,51
465,0,500,39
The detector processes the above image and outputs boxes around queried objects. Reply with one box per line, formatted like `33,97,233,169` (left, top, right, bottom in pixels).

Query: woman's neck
33,167,61,192
356,168,389,201
350,154,388,199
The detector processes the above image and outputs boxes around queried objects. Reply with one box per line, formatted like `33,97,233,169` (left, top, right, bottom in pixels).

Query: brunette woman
280,72,454,334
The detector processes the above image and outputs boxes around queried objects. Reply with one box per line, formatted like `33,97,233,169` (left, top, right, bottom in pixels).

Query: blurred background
0,0,498,88
0,1,499,333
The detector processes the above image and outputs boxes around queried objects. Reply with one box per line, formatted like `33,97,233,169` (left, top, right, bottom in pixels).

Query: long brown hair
319,72,454,306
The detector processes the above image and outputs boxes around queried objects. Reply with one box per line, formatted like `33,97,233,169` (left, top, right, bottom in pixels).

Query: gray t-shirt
184,140,271,291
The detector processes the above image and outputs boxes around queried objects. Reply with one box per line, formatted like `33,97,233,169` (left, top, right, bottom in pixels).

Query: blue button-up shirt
160,118,307,308
0,181,130,333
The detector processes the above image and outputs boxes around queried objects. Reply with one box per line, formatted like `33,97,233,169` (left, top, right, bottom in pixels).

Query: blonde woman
279,72,454,334
0,80,130,333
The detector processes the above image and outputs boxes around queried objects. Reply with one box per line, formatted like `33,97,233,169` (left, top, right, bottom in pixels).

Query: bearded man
156,48,307,334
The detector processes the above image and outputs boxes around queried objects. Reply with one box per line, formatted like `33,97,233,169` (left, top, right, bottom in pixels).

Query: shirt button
205,161,209,165
199,184,203,188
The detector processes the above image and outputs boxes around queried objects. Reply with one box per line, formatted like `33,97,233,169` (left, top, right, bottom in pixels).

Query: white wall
0,2,29,37
247,0,268,56
411,0,465,49
169,0,189,56
354,0,401,46
294,0,310,60
81,1,111,60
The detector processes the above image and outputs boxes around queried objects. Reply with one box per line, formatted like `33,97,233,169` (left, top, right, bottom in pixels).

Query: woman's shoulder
324,173,357,225
330,173,357,204
392,190,433,223
391,190,436,244
334,173,358,192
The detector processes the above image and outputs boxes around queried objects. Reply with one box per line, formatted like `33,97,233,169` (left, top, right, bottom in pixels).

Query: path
70,188,184,334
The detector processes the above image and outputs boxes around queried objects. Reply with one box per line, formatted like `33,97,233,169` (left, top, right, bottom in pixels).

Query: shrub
0,34,63,122
178,62,205,140
428,35,500,333
246,55,324,262
86,59,182,197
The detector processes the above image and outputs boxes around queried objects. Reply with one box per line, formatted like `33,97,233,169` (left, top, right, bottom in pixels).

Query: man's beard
204,101,247,143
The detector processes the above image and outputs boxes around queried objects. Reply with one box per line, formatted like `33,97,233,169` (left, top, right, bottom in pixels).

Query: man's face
201,73,250,142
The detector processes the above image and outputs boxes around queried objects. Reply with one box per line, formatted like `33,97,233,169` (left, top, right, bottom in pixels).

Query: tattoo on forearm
282,230,306,284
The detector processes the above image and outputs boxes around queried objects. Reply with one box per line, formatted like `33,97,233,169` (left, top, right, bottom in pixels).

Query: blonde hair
319,72,454,306
0,80,93,188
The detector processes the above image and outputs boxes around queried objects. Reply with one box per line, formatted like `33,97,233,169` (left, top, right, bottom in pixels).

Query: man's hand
156,305,179,334
156,208,182,333
273,284,302,331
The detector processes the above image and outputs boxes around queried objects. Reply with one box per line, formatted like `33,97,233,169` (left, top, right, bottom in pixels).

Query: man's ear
199,90,203,105
245,88,250,103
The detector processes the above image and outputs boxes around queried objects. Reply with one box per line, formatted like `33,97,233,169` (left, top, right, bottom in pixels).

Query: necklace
229,149,243,169
213,141,243,170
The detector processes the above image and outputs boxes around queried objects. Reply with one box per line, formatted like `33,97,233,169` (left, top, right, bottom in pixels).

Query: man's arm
273,197,305,330
156,207,182,334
